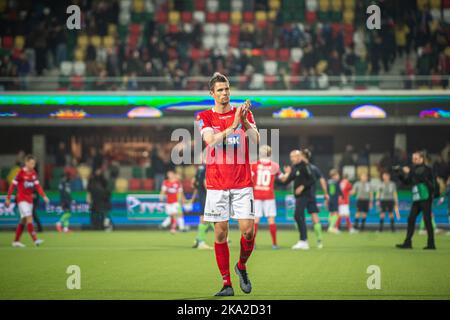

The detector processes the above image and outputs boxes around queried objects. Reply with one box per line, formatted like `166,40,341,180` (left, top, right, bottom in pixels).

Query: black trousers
32,199,43,232
405,199,435,247
91,211,105,230
294,197,308,241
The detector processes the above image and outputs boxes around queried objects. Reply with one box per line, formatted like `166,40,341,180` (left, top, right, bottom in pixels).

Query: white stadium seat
291,47,304,63
193,11,205,23
60,61,73,76
206,0,219,12
73,61,86,76
264,61,278,76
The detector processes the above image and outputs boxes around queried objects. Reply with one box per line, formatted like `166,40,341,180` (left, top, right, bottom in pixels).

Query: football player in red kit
251,145,282,249
6,155,49,247
196,73,259,296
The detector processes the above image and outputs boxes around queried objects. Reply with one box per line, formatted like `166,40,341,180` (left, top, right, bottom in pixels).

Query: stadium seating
0,179,8,192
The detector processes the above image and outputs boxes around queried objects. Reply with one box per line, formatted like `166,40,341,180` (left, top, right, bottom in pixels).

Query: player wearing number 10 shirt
250,145,282,249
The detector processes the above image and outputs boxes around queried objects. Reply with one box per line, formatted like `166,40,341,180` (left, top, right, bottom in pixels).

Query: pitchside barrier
0,191,447,228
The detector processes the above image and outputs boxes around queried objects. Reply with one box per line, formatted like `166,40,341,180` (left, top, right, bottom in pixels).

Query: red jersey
161,179,183,204
339,179,353,205
196,106,256,190
251,159,281,200
7,168,46,204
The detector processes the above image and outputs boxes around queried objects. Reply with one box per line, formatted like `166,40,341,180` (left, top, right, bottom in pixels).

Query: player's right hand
283,165,291,175
5,199,10,208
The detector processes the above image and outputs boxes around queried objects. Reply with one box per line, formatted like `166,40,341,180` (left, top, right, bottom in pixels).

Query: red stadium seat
168,47,178,60
265,49,277,60
190,48,203,60
128,24,142,36
256,20,268,28
206,12,217,23
2,36,13,49
142,179,154,191
231,24,241,34
181,12,193,23
306,11,317,24
129,179,142,191
0,179,8,192
264,75,277,89
278,48,290,62
156,11,168,23
195,0,206,10
243,12,254,22
168,24,179,34
70,75,84,90
229,34,239,47
331,23,342,38
293,62,302,75
218,12,230,23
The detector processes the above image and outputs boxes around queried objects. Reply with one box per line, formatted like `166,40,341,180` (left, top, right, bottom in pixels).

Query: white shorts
204,187,255,222
18,201,33,218
254,199,277,218
165,203,181,216
339,204,350,217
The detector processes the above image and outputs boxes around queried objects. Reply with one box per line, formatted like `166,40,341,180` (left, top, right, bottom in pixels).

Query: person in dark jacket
87,169,112,230
279,150,316,250
396,151,437,250
56,172,72,233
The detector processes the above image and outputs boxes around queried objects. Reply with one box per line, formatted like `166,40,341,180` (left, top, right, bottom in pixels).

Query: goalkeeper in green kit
396,151,437,250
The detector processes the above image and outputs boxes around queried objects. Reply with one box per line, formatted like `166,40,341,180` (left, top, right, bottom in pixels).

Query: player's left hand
295,186,304,195
241,100,251,121
43,196,49,204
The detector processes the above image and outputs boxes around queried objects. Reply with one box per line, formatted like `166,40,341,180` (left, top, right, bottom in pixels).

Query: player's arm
5,178,18,208
241,101,260,145
35,181,49,204
394,187,400,219
189,178,198,204
319,177,329,200
202,107,243,146
178,188,187,204
159,186,166,202
278,165,294,185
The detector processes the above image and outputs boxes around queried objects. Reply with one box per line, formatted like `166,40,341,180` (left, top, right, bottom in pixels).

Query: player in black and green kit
191,162,213,249
396,151,437,250
327,169,342,233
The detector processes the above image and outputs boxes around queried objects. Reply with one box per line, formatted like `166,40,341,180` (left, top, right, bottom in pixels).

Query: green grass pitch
0,229,449,300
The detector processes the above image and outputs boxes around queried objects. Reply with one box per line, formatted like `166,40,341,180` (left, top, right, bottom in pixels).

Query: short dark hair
301,148,312,160
24,154,35,162
209,72,229,91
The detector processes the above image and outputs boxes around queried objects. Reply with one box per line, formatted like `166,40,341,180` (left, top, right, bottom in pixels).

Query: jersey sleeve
196,112,213,136
7,171,21,200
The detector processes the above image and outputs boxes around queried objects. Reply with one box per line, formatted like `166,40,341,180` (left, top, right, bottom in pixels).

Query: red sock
345,217,352,230
214,242,231,286
269,223,277,245
170,217,177,231
27,223,37,241
14,224,24,242
336,216,342,229
237,235,255,270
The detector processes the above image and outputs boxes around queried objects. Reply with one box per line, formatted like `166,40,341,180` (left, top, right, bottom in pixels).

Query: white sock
161,217,171,228
177,217,185,229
